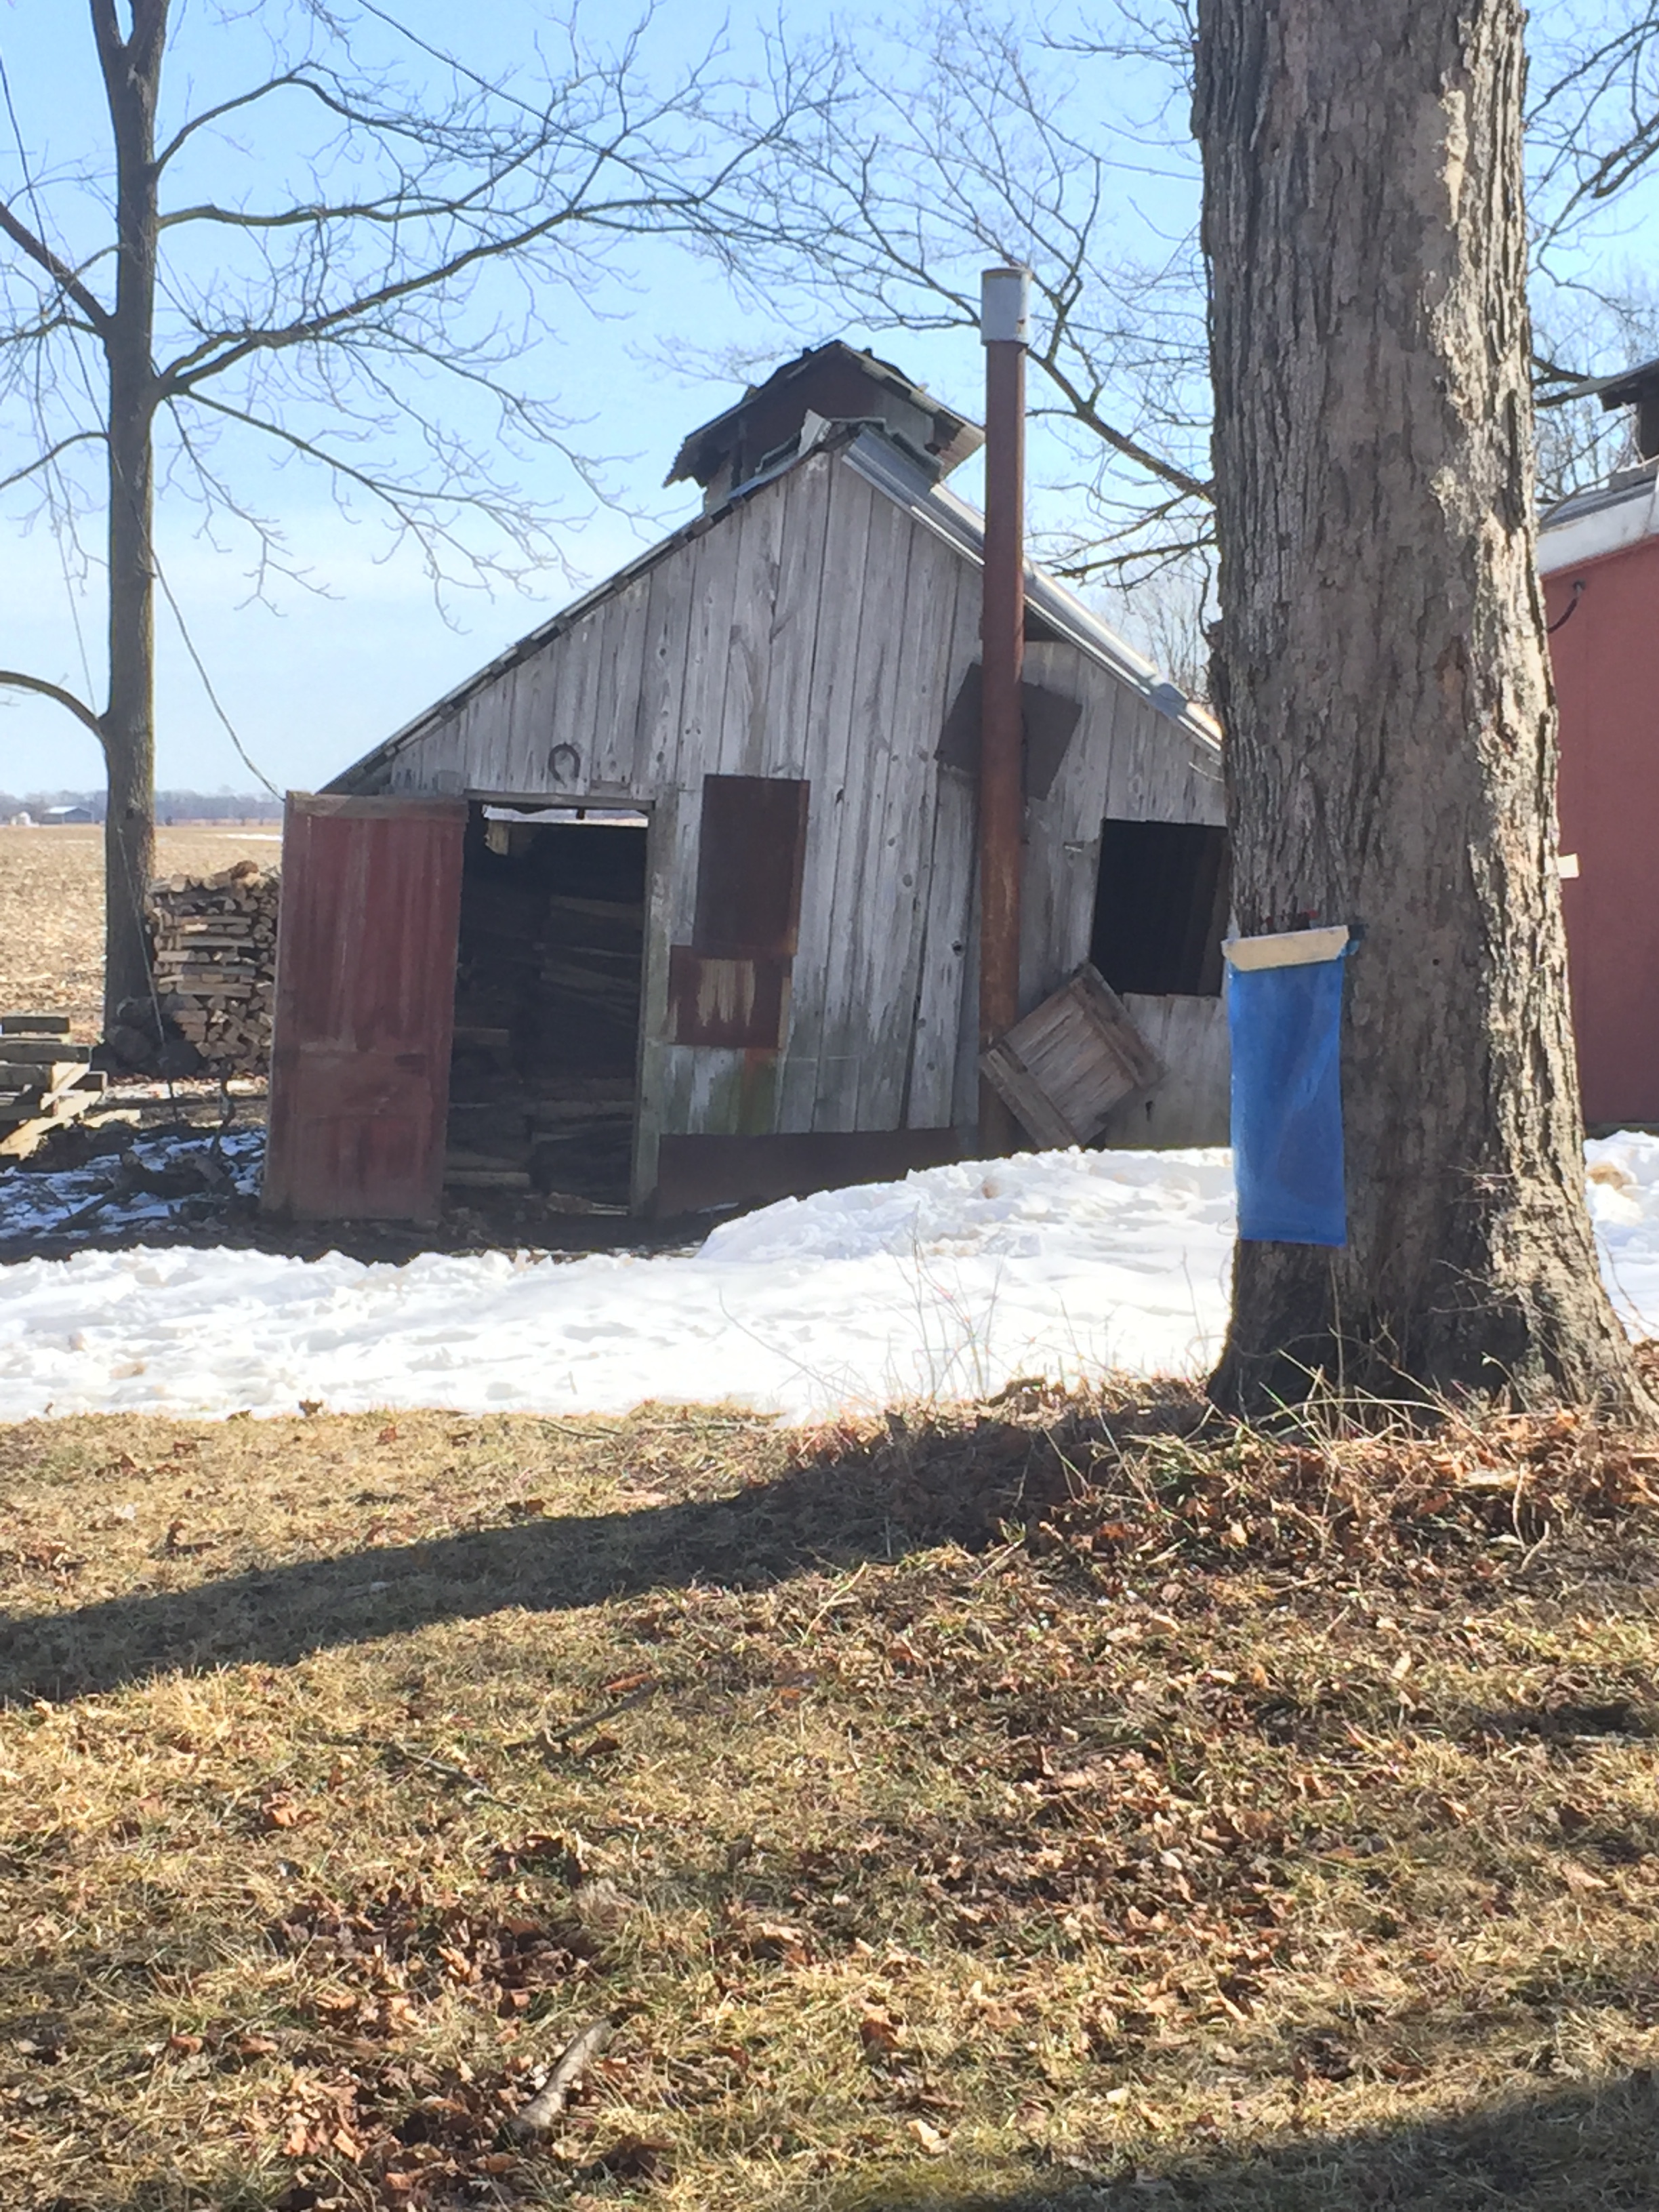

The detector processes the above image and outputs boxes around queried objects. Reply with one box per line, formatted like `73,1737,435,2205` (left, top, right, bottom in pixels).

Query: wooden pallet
980,964,1166,1149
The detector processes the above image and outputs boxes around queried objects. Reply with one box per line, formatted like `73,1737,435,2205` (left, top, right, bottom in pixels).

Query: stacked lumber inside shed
446,820,644,1210
0,1014,106,1158
146,861,279,1075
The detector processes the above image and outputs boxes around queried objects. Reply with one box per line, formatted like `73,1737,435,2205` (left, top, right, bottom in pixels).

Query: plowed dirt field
0,822,281,1036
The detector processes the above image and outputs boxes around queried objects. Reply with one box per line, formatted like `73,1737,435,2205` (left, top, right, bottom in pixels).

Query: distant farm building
1542,356,1659,1128
264,343,1230,1224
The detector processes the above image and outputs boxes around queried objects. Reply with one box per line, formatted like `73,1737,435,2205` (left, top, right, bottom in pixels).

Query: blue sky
0,1,1651,800
0,0,1212,797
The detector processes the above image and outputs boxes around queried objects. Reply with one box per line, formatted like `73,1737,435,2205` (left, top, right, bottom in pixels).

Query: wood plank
776,461,878,1132
716,476,787,777
632,790,682,1209
855,519,962,1128
545,598,603,797
630,539,699,787
502,643,558,797
933,560,994,1135
905,762,976,1130
902,545,988,1130
588,575,653,794
677,518,745,780
755,453,834,781
1018,639,1117,1008
0,1059,92,1092
811,474,912,1132
1096,991,1230,1148
0,1039,91,1064
0,1086,102,1159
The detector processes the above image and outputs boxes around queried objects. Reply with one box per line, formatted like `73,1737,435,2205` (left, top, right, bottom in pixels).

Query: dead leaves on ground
272,1879,606,2030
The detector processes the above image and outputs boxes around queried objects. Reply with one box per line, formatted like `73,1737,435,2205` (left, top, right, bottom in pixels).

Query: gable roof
329,424,1216,795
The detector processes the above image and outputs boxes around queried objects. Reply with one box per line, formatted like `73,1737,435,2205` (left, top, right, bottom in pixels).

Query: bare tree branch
0,668,105,745
0,428,106,497
0,197,110,337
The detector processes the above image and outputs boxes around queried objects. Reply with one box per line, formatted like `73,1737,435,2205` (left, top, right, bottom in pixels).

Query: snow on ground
1584,1130,1659,1342
0,1128,264,1243
0,1136,1654,1424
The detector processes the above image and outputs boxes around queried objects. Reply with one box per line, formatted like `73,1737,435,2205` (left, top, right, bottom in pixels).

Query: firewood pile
101,861,279,1078
150,860,279,1071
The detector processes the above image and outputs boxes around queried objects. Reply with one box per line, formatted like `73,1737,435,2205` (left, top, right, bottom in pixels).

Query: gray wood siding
372,438,1230,1173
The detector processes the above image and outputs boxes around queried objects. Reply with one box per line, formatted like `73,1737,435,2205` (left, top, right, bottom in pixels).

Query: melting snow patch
0,1139,1653,1423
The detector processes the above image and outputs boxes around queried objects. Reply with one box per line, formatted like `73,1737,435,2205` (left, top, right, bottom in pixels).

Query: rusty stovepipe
978,264,1031,1155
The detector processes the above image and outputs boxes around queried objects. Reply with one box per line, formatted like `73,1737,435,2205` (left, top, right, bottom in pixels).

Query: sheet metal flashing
327,422,1216,797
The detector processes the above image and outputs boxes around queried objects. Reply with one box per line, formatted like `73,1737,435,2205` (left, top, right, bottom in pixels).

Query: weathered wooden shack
264,344,1228,1222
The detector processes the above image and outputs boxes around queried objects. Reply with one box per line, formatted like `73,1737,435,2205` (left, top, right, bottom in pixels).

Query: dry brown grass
4,1393,1659,2211
0,824,281,1036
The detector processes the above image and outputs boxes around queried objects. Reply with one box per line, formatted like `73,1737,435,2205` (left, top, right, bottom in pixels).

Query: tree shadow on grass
49,2068,1659,2210
1,1408,1083,1703
773,2068,1659,2211
6,1387,1650,1708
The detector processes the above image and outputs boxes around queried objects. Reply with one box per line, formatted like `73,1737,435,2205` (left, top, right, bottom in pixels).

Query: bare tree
1194,0,1645,1415
0,1,817,1031
734,5,1214,592
740,1,1659,600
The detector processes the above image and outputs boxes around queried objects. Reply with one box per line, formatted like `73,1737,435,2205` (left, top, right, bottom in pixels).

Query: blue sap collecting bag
1226,936,1351,1248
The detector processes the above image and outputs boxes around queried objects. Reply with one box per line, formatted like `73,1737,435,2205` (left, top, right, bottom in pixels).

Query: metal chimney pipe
978,265,1031,1155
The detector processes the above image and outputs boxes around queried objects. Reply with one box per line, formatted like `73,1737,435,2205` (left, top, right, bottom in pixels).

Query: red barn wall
1547,531,1659,1128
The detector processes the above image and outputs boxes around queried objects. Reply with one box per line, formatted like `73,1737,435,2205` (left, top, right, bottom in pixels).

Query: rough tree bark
93,0,165,1026
1194,0,1647,1414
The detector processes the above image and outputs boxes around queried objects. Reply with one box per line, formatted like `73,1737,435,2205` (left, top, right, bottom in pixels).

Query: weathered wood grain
778,460,878,1132
813,483,914,1132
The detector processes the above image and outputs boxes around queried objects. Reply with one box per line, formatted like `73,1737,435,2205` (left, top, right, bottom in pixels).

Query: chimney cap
665,339,982,491
981,265,1032,346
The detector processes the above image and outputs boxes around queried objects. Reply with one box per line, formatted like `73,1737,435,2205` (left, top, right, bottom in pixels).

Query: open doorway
447,802,648,1212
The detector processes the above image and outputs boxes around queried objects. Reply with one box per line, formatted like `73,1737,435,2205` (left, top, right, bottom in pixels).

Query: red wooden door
263,794,467,1222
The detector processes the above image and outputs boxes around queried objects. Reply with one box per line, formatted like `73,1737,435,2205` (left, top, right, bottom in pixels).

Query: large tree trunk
1194,0,1646,1415
94,0,166,1031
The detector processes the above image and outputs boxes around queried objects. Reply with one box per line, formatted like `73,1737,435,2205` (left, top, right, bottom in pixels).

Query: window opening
448,804,647,1210
1090,818,1230,998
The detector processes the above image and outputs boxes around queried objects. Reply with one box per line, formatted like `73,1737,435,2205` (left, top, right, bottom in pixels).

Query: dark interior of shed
1091,819,1231,998
447,806,647,1210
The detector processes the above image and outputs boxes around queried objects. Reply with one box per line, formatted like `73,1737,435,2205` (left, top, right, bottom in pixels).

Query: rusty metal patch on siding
692,775,810,956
